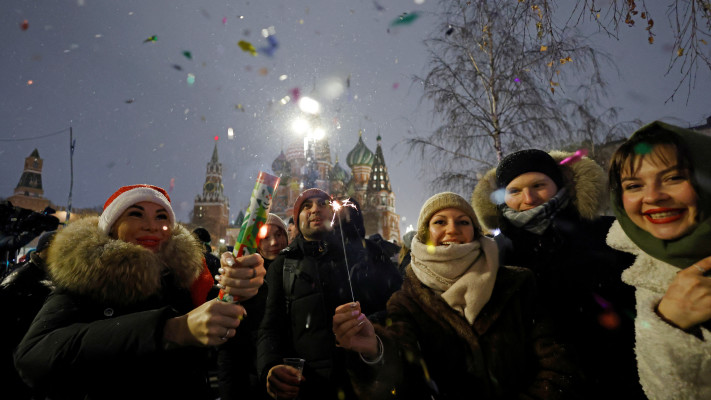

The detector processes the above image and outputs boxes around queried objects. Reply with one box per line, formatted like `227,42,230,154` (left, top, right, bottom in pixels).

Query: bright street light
298,97,320,114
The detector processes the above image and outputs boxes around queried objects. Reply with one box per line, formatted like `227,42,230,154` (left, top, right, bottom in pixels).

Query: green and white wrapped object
218,171,280,303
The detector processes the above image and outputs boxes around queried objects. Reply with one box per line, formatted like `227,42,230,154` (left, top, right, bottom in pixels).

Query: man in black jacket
257,189,401,400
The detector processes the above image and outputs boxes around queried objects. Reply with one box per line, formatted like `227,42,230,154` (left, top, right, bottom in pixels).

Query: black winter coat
497,209,640,398
13,217,213,400
217,257,273,400
257,233,401,399
0,252,52,399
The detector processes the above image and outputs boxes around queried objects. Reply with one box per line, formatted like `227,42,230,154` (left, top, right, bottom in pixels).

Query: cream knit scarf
410,237,499,325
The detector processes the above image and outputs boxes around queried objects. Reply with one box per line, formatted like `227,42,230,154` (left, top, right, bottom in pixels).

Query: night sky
2,0,709,235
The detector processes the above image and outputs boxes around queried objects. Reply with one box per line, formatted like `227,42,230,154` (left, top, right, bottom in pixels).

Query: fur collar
47,216,205,306
606,220,679,294
471,150,607,233
397,265,527,348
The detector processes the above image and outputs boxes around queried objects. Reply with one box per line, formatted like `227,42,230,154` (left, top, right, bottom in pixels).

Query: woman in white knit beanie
331,192,578,399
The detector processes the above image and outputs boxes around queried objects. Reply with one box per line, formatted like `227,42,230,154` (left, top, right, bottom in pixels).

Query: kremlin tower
191,144,230,242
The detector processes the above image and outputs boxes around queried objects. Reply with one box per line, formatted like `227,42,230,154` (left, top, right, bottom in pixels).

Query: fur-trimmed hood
47,216,205,306
471,150,607,233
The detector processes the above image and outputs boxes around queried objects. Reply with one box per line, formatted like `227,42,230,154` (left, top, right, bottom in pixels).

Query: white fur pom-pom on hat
98,184,175,235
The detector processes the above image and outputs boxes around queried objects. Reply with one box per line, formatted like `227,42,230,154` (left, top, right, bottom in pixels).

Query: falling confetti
228,127,234,139
169,178,175,192
445,26,454,35
598,309,621,330
172,64,183,71
20,20,29,31
373,0,385,11
258,35,279,57
290,87,301,102
634,142,653,155
392,82,399,90
222,17,227,25
390,12,420,26
490,188,506,205
236,104,244,111
238,40,257,56
559,148,588,165
27,80,33,85
214,135,219,141
182,51,192,60
514,77,520,82
279,74,288,81
125,98,135,104
259,67,268,76
187,73,196,85
143,35,158,43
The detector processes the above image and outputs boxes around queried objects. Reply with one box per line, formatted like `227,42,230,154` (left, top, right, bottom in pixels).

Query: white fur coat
607,220,711,400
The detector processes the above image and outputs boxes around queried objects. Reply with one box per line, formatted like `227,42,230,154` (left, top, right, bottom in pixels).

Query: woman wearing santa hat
14,184,265,399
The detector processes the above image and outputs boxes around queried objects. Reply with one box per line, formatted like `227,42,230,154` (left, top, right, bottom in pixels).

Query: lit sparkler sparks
330,198,358,227
330,198,359,303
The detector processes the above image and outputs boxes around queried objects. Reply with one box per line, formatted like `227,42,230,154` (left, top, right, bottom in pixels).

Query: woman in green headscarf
607,121,711,399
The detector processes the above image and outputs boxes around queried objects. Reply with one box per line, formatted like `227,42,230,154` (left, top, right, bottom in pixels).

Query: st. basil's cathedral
270,131,401,243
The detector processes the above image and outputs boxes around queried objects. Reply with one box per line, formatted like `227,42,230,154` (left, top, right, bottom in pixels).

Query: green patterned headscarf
610,121,711,268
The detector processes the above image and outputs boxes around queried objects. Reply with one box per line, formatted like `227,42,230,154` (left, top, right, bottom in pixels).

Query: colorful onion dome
346,130,374,168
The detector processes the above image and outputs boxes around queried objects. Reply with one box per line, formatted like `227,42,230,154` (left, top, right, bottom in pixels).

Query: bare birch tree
408,0,611,192
569,0,711,102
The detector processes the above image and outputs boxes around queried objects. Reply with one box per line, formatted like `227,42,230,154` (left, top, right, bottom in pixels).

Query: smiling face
110,201,172,252
298,196,334,241
258,224,288,260
504,172,559,211
427,208,476,246
621,145,699,240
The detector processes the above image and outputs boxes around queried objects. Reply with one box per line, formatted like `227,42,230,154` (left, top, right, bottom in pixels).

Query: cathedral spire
211,142,219,163
367,135,392,193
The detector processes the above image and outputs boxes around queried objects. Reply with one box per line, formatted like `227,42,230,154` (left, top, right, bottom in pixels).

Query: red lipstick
643,208,686,224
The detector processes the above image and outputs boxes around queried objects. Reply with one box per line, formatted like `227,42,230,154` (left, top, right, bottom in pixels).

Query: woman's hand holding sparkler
333,302,378,358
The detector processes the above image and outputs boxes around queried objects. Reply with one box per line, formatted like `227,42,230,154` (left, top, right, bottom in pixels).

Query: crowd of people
3,120,711,399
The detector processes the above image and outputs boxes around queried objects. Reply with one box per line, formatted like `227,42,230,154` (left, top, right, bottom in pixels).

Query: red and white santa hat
98,184,176,235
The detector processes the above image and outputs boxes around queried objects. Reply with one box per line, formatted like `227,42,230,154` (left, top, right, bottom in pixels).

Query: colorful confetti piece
259,67,268,76
182,51,192,60
560,149,588,165
238,40,257,56
187,73,196,85
259,35,279,57
21,20,29,31
143,35,158,43
390,12,420,26
634,142,653,155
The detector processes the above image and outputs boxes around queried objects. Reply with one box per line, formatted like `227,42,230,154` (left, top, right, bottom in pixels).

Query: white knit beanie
98,184,176,235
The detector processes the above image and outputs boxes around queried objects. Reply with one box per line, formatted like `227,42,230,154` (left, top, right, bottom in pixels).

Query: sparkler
330,198,359,303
